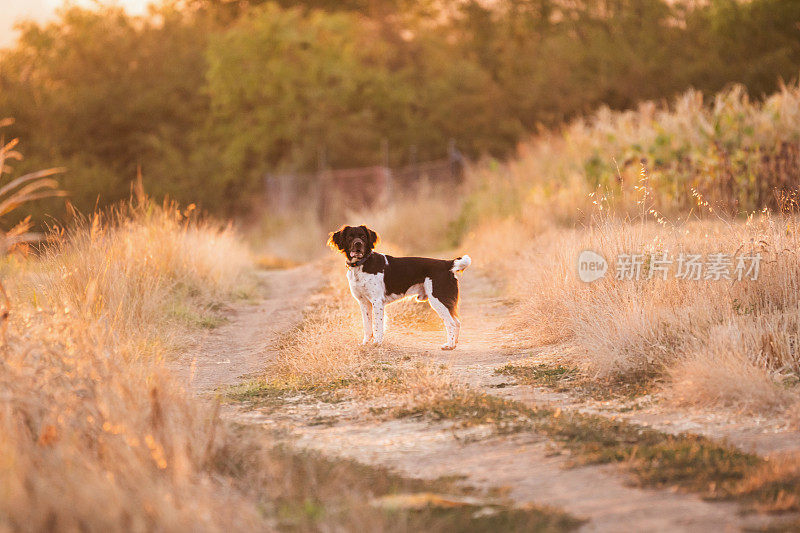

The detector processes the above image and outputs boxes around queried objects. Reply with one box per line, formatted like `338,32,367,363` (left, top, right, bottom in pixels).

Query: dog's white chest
347,268,385,302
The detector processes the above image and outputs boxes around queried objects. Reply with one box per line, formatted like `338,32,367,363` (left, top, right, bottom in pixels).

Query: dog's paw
361,337,373,345
440,344,456,351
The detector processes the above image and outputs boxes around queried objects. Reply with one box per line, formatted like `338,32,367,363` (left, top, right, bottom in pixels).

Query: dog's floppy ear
327,226,348,251
361,225,379,247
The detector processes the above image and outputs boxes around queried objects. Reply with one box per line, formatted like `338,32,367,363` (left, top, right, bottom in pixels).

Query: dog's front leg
371,299,385,345
358,299,373,344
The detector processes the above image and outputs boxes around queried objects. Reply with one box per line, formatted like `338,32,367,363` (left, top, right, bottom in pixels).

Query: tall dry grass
0,118,67,253
462,83,800,413
488,212,798,410
0,196,271,530
2,189,506,531
30,200,252,351
269,259,368,388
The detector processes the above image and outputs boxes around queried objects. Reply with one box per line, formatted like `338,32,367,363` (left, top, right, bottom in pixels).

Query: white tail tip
452,254,472,273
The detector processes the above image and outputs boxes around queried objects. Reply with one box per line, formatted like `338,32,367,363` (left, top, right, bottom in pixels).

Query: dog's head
327,225,379,263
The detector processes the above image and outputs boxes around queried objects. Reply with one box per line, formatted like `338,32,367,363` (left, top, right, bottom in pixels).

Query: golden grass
268,259,371,389
26,201,252,353
0,197,266,530
12,196,580,531
352,180,462,255
668,346,792,413
474,211,800,412
385,297,442,331
455,84,800,414
4,196,474,531
455,90,800,415
0,119,68,253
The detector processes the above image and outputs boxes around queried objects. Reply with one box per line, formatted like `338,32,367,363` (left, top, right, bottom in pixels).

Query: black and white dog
328,225,471,349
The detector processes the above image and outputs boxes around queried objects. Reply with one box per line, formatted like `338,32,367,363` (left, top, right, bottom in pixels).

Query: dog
328,225,471,350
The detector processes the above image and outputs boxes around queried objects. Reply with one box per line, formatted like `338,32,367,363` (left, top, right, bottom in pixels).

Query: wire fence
263,152,465,222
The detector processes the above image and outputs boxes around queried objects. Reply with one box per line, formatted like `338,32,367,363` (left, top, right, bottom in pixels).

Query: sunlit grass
0,194,264,530
462,83,800,414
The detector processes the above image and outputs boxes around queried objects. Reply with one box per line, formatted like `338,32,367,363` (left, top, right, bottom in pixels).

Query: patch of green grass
497,362,658,400
730,457,800,514
395,390,800,510
166,300,227,329
225,360,411,409
263,445,583,532
398,505,584,533
224,377,352,406
396,392,544,434
497,363,577,388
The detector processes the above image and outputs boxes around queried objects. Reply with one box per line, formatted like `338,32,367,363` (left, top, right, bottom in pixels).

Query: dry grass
262,258,452,402
2,195,489,531
386,298,442,330
0,197,264,530
0,118,68,253
352,180,463,254
460,84,800,414
0,323,265,531
26,200,253,353
477,212,800,412
669,347,791,412
267,259,373,389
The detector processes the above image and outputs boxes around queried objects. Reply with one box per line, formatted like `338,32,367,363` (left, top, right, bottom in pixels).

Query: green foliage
206,6,396,187
0,4,212,216
1,0,798,218
204,3,512,193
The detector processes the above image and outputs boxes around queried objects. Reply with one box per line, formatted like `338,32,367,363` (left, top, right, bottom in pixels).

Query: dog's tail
451,255,472,274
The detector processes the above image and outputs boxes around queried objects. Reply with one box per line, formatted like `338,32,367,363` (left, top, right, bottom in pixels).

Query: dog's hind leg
424,278,459,350
358,299,373,344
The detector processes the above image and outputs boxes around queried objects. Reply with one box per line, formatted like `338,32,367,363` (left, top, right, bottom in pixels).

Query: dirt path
169,264,321,393
422,273,800,459
176,262,790,532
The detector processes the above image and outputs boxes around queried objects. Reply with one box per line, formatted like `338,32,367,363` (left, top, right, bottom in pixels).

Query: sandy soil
174,261,796,532
169,264,322,393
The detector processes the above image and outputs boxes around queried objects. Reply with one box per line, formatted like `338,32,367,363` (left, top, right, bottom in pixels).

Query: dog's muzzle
349,238,365,260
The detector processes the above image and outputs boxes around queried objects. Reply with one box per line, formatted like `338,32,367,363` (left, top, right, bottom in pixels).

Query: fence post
410,144,418,181
317,145,328,221
382,138,392,203
317,145,327,172
448,138,464,183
